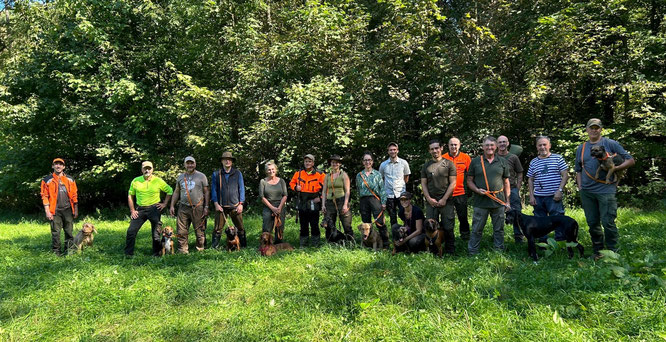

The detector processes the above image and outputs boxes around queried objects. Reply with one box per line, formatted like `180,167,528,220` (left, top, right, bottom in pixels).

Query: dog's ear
357,224,364,231
91,224,98,234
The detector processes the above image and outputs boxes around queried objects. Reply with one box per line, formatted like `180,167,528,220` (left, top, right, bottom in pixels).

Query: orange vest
41,173,78,215
442,152,471,197
289,169,324,194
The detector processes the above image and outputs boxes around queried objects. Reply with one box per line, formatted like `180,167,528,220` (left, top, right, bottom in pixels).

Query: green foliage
0,0,665,211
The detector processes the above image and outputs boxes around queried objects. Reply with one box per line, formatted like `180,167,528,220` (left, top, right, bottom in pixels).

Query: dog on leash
160,226,175,256
505,209,584,262
259,232,294,256
358,223,382,251
590,145,625,183
225,226,241,251
321,216,346,244
423,219,444,257
68,222,97,254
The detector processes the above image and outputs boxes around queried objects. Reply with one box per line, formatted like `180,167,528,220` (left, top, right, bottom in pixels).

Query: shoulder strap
358,171,380,201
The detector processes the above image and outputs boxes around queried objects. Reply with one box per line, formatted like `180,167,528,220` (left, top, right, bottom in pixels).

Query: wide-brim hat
220,151,236,161
327,154,343,164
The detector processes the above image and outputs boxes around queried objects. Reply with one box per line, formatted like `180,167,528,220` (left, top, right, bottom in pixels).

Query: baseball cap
304,154,315,161
52,158,65,165
141,161,154,169
184,156,195,163
586,118,603,128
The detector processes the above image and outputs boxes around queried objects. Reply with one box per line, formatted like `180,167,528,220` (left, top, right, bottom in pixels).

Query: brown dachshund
160,226,175,256
68,222,97,255
358,223,382,252
225,226,241,251
424,219,444,257
259,232,294,256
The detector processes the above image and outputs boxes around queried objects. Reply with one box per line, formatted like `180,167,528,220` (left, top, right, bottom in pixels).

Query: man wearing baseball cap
575,118,634,259
125,161,173,256
40,158,79,255
289,154,325,247
170,156,209,253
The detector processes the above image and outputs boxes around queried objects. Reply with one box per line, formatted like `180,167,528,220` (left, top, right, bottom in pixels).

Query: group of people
41,118,633,259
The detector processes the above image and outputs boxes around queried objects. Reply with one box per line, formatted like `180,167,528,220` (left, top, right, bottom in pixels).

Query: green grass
1,209,665,341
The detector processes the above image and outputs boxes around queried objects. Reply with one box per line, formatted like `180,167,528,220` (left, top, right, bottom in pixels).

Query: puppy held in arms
68,222,97,254
358,223,382,252
160,226,175,256
590,145,625,184
259,232,294,256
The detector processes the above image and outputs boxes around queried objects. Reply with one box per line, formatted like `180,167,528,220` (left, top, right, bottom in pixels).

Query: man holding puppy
575,118,634,258
170,156,209,253
41,158,79,255
125,161,173,256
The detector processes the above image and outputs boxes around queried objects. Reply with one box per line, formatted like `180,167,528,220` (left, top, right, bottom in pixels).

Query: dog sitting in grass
358,223,382,251
68,222,97,254
321,216,345,244
423,219,444,257
225,226,241,251
160,226,175,256
505,209,584,262
590,145,625,184
391,225,409,255
259,232,294,256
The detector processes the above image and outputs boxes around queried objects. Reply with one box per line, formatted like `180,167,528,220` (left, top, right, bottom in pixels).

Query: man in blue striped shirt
527,136,569,219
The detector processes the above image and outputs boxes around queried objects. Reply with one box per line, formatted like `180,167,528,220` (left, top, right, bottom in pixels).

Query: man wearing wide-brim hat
210,151,247,248
575,118,634,259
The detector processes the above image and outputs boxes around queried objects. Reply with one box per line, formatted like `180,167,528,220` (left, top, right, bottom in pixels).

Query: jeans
50,208,74,254
125,205,162,256
533,195,565,242
468,206,505,255
452,195,470,240
580,190,619,253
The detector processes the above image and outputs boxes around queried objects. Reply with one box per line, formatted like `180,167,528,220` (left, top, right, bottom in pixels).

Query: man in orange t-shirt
442,137,471,240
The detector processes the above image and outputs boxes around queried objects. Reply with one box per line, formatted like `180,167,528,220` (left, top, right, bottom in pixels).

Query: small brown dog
392,225,409,255
68,222,97,254
259,232,294,256
225,226,241,251
423,219,444,257
590,145,625,183
358,223,382,251
160,226,175,256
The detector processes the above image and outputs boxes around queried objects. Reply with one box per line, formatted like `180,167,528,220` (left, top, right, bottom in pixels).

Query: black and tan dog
505,209,584,262
68,222,97,254
321,216,345,244
259,232,294,256
590,145,625,183
225,226,241,251
358,223,382,251
391,225,409,255
160,226,175,256
423,219,444,257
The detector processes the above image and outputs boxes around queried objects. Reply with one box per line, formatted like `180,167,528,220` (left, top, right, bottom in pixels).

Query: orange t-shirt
442,152,471,197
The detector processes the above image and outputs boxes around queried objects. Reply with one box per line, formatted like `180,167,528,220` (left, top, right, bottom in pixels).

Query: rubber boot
211,231,222,249
238,229,247,248
300,236,309,248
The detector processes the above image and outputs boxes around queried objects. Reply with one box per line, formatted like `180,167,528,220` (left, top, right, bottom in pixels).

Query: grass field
1,208,665,341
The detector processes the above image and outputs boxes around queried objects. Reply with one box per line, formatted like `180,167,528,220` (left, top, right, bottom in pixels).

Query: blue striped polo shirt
527,153,568,196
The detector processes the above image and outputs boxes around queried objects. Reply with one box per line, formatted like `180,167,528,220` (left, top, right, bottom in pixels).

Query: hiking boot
300,236,309,248
311,236,321,247
238,229,247,248
211,232,221,249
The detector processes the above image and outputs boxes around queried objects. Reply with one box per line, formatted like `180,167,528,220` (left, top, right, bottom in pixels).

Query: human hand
236,204,243,214
529,196,536,206
169,206,175,216
45,209,53,221
553,191,563,202
130,210,139,220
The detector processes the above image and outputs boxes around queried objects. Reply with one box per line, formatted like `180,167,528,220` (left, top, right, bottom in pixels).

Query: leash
328,171,345,233
273,211,283,241
358,171,385,227
480,156,508,206
581,141,618,184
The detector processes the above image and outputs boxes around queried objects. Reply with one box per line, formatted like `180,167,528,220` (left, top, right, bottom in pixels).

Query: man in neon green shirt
125,161,173,256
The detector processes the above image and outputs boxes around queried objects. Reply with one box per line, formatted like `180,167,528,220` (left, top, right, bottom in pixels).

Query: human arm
342,172,351,214
528,177,536,206
70,179,79,218
438,176,457,207
516,172,523,191
41,180,53,220
237,172,245,214
203,186,210,216
554,170,569,202
321,174,328,213
211,171,223,212
397,219,423,246
576,172,582,191
170,181,180,216
503,178,511,210
157,179,173,210
128,195,139,219
278,179,288,213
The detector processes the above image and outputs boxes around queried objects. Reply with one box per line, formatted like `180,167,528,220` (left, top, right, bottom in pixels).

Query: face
536,138,551,156
362,154,373,168
330,160,341,170
388,145,398,159
222,158,233,169
497,136,509,152
586,125,602,140
304,158,314,169
142,165,153,177
266,164,277,177
185,161,196,173
400,198,411,208
52,162,65,174
448,138,460,156
428,142,442,159
482,140,497,156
